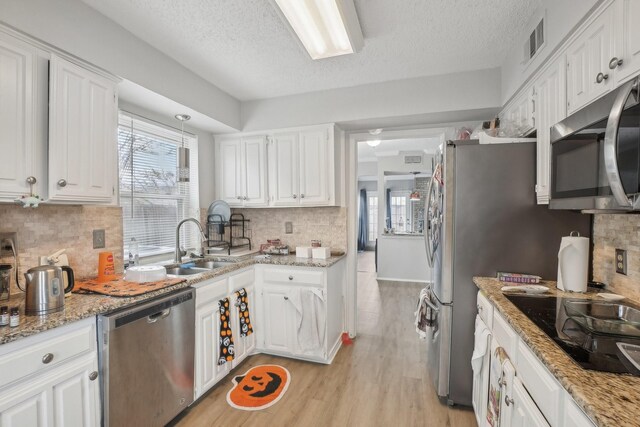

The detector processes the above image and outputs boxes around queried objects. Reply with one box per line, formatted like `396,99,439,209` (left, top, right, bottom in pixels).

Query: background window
118,113,200,259
367,193,378,241
390,192,410,232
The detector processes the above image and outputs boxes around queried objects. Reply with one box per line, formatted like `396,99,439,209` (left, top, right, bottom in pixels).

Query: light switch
93,229,106,249
285,222,293,234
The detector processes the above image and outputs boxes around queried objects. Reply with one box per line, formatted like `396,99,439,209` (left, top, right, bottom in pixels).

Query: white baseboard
376,277,431,284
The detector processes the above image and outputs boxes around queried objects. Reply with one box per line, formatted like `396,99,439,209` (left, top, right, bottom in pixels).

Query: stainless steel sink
189,260,235,269
164,266,211,276
564,300,640,337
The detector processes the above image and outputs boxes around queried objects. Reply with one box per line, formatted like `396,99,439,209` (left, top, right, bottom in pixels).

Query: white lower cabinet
474,293,596,427
194,268,260,400
262,284,297,354
0,318,100,427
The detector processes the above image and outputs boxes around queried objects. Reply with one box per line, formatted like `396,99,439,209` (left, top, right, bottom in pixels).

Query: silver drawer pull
477,305,483,312
596,72,609,83
42,353,54,364
284,296,289,300
289,275,293,280
89,371,98,381
292,194,297,199
609,57,623,70
57,179,67,188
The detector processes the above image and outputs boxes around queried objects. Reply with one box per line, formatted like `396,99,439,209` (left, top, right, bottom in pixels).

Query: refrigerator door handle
425,172,440,268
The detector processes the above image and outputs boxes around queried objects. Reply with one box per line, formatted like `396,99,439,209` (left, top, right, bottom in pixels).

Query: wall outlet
93,229,106,249
285,222,293,234
616,248,627,275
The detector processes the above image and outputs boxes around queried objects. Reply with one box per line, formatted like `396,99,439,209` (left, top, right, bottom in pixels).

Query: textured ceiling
81,0,541,101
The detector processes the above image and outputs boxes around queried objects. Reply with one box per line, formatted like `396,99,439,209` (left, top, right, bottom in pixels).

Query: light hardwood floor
174,252,476,426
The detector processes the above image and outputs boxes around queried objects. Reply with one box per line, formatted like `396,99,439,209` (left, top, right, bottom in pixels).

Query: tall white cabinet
48,54,118,203
0,31,47,202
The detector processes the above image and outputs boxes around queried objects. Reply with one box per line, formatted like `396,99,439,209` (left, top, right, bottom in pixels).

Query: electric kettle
24,265,74,315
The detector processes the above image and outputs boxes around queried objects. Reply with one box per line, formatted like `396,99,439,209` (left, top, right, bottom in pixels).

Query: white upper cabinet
48,54,117,203
566,6,615,114
242,136,268,207
501,85,536,136
534,56,567,205
217,139,243,206
216,136,268,207
298,128,330,205
611,0,640,84
268,125,335,207
269,132,299,206
0,31,46,202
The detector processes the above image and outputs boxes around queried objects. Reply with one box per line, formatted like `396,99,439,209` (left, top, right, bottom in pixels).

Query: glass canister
0,264,11,301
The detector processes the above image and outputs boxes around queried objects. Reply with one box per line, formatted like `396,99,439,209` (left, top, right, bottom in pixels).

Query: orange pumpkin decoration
226,365,290,411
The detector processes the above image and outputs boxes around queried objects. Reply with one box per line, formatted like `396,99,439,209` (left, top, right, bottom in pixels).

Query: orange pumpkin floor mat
226,365,290,411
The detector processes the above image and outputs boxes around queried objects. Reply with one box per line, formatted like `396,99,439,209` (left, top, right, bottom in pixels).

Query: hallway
175,252,475,426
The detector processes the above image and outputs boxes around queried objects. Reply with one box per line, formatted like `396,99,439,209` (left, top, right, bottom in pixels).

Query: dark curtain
357,189,368,251
386,188,392,229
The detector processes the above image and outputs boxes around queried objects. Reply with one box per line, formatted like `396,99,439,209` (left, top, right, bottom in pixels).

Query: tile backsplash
593,214,640,302
201,207,348,253
0,205,123,293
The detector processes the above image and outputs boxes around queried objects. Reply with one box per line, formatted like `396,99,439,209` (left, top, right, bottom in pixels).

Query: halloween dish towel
235,288,254,337
218,297,235,365
226,365,290,411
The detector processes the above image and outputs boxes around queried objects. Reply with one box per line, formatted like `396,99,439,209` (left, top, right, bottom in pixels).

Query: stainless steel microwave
550,77,640,211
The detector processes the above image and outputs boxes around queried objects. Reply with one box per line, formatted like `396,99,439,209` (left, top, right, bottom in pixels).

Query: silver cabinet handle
243,196,248,200
236,196,242,200
57,179,67,187
292,194,297,199
89,371,98,381
609,57,624,70
300,194,305,198
477,304,483,312
596,72,609,83
289,275,293,280
42,353,54,364
505,395,514,406
26,176,37,185
284,296,289,300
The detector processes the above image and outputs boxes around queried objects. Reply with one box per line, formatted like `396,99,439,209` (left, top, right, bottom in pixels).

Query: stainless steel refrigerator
423,140,590,406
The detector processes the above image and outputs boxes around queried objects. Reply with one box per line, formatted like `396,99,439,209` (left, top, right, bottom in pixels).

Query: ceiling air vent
523,17,544,63
404,155,422,164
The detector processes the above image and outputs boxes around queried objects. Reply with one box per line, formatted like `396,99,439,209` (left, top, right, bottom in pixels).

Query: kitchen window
390,191,410,232
367,193,378,241
118,113,200,260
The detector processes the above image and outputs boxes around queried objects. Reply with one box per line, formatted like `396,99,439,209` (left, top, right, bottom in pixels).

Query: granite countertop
0,253,346,346
474,277,640,427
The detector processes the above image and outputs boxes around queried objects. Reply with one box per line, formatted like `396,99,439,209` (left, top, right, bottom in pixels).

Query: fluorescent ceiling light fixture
367,140,381,147
273,0,364,60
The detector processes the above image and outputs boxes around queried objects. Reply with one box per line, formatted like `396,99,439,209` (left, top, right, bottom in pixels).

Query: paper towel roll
557,232,589,293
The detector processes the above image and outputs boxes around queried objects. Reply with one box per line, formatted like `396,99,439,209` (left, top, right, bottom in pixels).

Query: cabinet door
0,33,41,200
194,302,230,399
51,354,100,427
612,0,640,84
262,285,296,354
217,139,243,206
49,55,116,202
0,354,99,427
298,129,329,205
566,7,614,114
510,378,550,427
230,281,257,367
472,327,491,427
242,136,268,207
535,57,567,205
269,133,299,206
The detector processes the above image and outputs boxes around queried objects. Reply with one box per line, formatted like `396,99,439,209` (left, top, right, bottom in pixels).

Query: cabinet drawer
229,268,254,292
516,340,562,426
195,277,228,306
476,291,493,328
263,268,323,286
0,320,95,387
492,311,518,359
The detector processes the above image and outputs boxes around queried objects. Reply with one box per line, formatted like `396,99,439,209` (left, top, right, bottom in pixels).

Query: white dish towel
472,315,491,374
287,288,326,353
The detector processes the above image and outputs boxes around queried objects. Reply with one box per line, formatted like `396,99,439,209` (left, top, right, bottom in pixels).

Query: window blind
118,112,200,259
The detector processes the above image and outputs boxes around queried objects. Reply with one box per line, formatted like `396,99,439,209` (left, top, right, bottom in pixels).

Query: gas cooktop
505,294,640,376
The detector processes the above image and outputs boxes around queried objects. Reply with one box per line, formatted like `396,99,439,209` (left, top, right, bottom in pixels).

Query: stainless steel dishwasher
98,287,195,427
